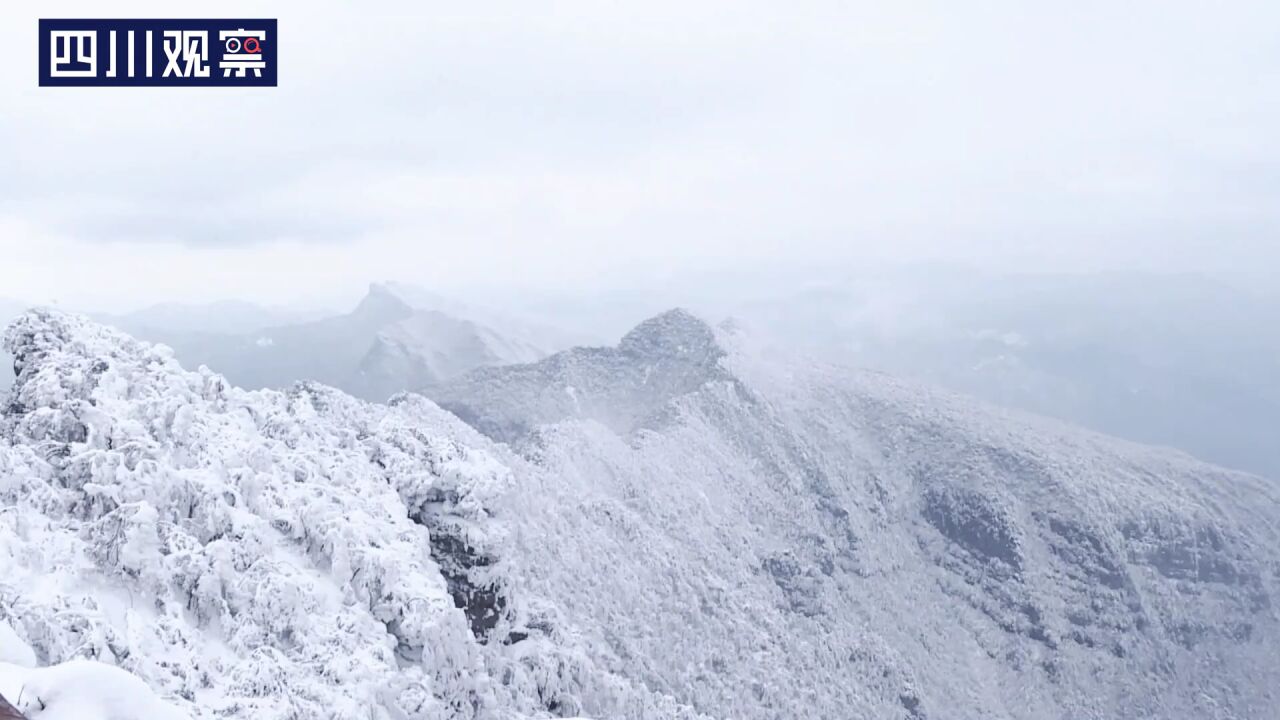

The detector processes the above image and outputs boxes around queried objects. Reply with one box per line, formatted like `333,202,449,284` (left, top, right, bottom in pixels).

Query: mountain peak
353,283,415,321
5,310,1280,720
618,308,722,362
367,281,471,317
427,308,730,442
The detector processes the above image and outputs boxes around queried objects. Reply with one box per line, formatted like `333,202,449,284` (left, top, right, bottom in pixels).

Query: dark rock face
368,427,514,644
923,485,1024,572
1123,520,1247,585
1042,515,1127,591
762,553,826,617
0,694,24,720
426,526,506,640
899,692,925,720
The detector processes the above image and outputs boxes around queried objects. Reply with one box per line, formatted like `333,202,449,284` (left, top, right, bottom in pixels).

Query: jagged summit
425,309,733,442
370,282,470,315
352,282,416,321
426,307,1280,720
617,308,723,362
124,285,562,403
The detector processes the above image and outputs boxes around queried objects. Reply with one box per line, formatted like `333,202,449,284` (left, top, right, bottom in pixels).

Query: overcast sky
1,1,1277,311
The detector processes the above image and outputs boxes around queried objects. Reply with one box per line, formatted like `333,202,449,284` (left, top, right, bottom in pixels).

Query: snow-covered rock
348,304,547,403
0,310,632,719
1,307,1277,719
1,659,188,720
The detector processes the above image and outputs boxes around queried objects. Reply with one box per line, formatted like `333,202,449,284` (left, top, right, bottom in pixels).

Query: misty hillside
121,284,569,403
728,270,1280,479
4,308,1273,718
429,308,1280,718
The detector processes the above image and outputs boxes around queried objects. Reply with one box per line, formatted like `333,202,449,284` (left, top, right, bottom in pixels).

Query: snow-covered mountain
2,309,1277,719
0,310,645,719
430,309,1280,719
3,298,319,397
374,283,594,355
136,284,565,403
722,270,1280,479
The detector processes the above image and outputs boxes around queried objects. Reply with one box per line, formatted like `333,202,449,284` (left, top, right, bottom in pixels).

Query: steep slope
726,270,1280,479
142,285,558,402
145,284,418,394
4,308,1278,719
429,309,1280,720
0,310,700,719
426,310,728,441
378,283,595,354
348,308,547,403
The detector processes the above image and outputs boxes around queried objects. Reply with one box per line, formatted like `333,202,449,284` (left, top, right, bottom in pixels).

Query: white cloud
1,0,1277,309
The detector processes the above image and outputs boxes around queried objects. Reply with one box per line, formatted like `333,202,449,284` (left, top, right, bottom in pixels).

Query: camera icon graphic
218,29,267,77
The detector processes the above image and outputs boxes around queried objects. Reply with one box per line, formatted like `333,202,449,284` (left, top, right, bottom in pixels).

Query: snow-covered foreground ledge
0,660,183,719
0,617,180,718
0,310,622,719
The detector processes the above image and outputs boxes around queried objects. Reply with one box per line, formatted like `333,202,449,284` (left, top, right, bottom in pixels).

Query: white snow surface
0,310,633,719
0,658,188,719
1,308,1278,719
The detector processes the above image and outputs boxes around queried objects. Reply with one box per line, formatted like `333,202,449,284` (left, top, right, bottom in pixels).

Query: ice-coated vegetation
0,310,673,719
0,308,1277,719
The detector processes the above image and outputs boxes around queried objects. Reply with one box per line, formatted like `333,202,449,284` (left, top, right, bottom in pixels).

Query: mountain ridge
427,306,1280,719
120,284,566,403
1,308,1277,719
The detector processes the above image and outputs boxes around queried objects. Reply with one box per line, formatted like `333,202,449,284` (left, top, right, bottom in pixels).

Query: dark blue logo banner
39,19,278,87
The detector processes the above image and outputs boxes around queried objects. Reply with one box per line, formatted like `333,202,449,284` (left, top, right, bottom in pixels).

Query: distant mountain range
2,307,1275,718
4,270,1278,478
5,284,595,404
719,269,1280,479
103,283,593,402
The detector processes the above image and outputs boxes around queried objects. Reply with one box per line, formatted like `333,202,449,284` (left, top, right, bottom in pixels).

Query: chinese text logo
39,19,277,87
